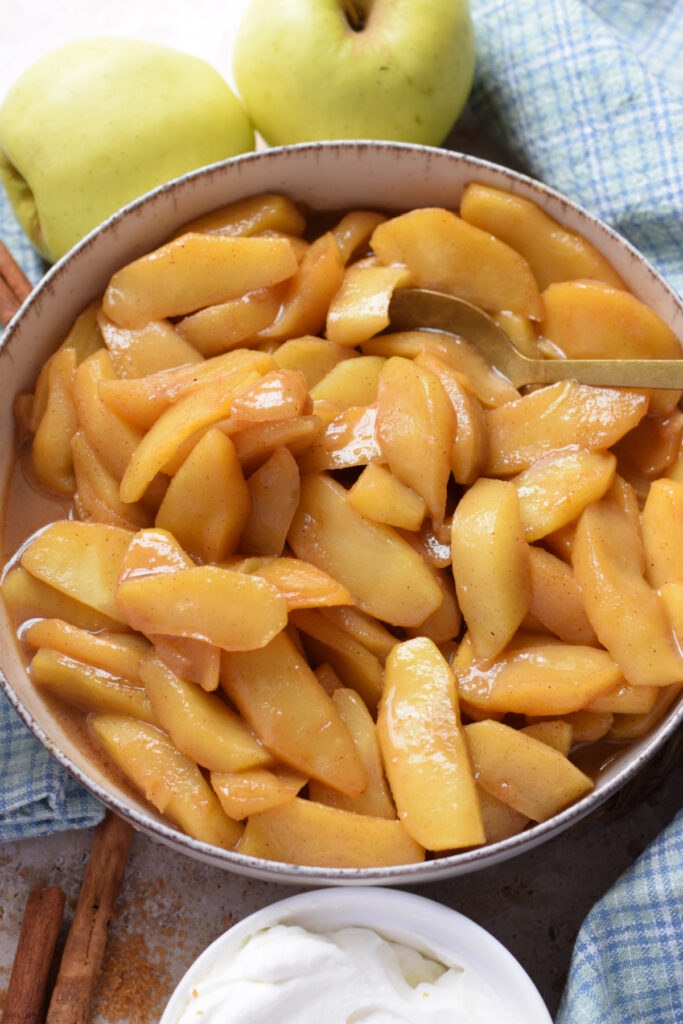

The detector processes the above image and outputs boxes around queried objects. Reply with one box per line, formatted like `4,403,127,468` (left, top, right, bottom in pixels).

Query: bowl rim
159,885,554,1024
2,139,682,885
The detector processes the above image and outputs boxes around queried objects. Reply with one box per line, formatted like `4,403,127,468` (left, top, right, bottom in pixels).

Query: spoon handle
521,357,683,389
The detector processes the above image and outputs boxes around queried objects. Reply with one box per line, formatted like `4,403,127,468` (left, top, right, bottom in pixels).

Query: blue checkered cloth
556,808,683,1024
0,8,681,1016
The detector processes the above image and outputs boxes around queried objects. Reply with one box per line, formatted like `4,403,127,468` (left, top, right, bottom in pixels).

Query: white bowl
1,141,682,885
159,887,553,1024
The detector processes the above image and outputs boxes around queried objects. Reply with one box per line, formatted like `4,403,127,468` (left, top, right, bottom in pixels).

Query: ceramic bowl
1,141,681,885
159,887,553,1024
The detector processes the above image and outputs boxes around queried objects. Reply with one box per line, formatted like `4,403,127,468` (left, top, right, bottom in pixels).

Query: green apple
234,0,475,147
0,37,255,262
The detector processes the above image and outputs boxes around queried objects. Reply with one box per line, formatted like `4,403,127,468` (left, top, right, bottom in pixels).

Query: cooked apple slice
72,431,153,531
140,653,271,772
210,766,307,820
23,619,149,682
155,429,250,562
91,714,243,848
641,479,683,587
521,720,573,756
221,631,367,796
73,349,146,483
2,565,123,633
572,499,683,686
32,345,78,495
542,280,682,359
330,210,386,262
363,330,519,408
414,351,488,485
588,682,658,715
310,355,384,408
291,608,384,711
103,233,299,328
451,478,530,658
371,207,543,319
453,640,621,715
238,797,424,868
288,472,442,627
116,563,287,651
309,688,395,820
176,288,284,355
240,447,300,557
326,264,410,346
119,369,261,503
512,448,616,541
297,405,382,473
97,312,202,378
477,785,529,844
376,356,455,522
246,557,352,611
320,606,398,664
100,350,276,431
485,381,648,474
259,232,345,341
179,194,306,238
465,719,593,822
347,464,426,531
273,336,353,388
21,520,134,623
527,546,597,646
31,648,156,722
377,637,484,850
460,183,625,290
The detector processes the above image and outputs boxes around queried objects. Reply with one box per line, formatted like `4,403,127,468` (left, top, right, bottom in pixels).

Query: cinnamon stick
0,237,32,325
45,812,133,1024
4,886,66,1024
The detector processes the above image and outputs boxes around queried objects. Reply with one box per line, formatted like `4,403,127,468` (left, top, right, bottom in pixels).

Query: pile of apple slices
4,185,683,869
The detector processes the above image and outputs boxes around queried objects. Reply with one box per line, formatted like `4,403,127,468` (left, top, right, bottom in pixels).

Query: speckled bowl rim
1,141,681,886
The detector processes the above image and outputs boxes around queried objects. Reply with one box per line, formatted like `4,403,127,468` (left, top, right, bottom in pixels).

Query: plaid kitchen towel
556,807,683,1024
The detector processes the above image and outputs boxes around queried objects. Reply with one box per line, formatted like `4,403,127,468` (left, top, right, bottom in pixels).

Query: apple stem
342,0,364,31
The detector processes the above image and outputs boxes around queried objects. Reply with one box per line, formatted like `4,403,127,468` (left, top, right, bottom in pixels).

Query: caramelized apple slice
103,233,299,328
377,637,484,850
176,288,284,356
465,719,593,822
239,797,424,867
97,312,202,378
371,207,543,319
288,472,442,627
140,653,271,772
326,264,410,346
210,766,307,820
221,631,367,796
376,356,455,522
453,637,621,715
241,447,300,556
116,564,287,651
309,688,396,820
572,499,683,686
542,280,682,359
485,382,648,474
451,478,530,658
259,232,345,341
155,429,251,562
91,714,243,848
460,183,625,290
21,521,134,623
512,448,616,541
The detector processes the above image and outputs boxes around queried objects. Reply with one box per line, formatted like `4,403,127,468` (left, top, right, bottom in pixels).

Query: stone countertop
1,755,681,1022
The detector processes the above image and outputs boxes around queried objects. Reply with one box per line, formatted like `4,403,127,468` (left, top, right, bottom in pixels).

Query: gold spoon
388,288,683,389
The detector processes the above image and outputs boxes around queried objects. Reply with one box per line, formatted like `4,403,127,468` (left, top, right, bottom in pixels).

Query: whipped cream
174,922,513,1023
